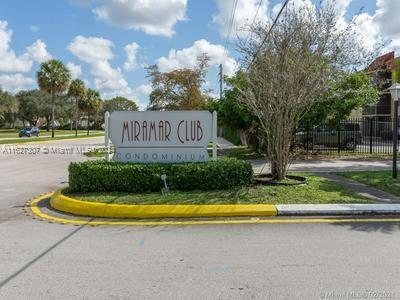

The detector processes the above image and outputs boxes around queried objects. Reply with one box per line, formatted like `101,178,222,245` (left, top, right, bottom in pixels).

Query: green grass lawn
294,151,392,160
227,146,265,160
65,173,373,205
0,129,104,144
336,171,400,197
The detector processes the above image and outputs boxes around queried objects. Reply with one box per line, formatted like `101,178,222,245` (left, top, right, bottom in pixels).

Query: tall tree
0,89,18,128
103,96,139,113
68,79,87,136
79,88,101,136
16,90,42,127
237,3,374,181
301,72,380,128
16,90,56,130
92,98,103,130
37,59,71,137
220,72,256,145
146,55,209,110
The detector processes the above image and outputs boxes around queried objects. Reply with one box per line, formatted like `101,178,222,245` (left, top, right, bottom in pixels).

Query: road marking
29,193,400,227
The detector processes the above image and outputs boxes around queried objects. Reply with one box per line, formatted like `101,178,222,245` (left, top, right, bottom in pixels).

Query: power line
247,0,290,71
243,0,264,47
224,0,239,54
219,0,239,101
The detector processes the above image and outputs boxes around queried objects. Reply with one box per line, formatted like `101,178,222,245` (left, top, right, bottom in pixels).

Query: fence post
369,118,373,154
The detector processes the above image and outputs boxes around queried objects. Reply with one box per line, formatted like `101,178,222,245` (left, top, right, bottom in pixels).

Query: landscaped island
59,158,372,206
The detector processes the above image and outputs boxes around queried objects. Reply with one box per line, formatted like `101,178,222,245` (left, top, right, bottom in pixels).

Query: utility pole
218,64,223,101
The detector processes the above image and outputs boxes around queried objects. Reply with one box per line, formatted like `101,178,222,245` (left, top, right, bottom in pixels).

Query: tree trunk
270,160,286,181
51,90,55,138
46,116,50,131
87,111,90,136
239,130,248,145
94,113,98,130
75,99,78,137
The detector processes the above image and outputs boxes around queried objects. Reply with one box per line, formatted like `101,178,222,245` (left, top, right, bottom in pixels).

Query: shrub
68,158,253,193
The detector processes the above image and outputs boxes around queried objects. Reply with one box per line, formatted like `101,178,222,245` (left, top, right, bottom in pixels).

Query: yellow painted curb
50,190,278,218
30,193,400,226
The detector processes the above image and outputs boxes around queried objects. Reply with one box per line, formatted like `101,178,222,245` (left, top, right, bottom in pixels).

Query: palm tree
92,98,103,131
37,60,71,138
68,79,87,136
79,88,101,136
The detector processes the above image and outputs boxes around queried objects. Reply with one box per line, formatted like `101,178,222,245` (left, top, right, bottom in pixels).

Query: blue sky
0,0,395,109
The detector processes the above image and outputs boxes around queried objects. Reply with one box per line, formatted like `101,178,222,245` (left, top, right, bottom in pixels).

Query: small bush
68,158,253,193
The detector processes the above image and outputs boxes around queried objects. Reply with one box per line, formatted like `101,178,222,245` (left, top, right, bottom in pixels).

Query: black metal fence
293,117,398,154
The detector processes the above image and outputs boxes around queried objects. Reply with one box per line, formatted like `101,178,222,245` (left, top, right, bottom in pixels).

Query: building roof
367,51,395,72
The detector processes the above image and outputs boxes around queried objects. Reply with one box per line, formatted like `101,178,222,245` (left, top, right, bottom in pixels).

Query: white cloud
276,0,398,56
135,83,152,96
82,78,91,87
0,21,32,73
67,62,82,79
271,3,283,17
24,39,52,63
123,42,139,71
68,35,141,106
0,74,35,93
352,13,381,53
373,0,400,54
29,25,39,32
0,20,52,73
375,0,400,39
156,39,238,76
68,35,128,90
213,0,269,38
67,35,113,63
331,0,352,17
328,0,400,55
92,0,187,37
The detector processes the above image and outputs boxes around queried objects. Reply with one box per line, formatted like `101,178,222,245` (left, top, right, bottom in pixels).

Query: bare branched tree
236,2,376,181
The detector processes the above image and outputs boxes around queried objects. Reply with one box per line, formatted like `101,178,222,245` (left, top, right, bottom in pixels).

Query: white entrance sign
106,111,217,163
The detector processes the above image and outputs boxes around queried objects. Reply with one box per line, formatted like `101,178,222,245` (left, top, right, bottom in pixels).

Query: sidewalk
252,158,392,173
216,137,236,150
317,173,400,204
276,204,400,216
251,158,400,206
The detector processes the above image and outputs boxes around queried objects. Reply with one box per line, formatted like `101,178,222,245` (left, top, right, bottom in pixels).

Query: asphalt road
1,138,400,300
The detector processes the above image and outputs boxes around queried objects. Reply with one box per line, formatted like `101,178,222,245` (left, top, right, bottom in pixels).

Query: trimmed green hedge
68,158,253,193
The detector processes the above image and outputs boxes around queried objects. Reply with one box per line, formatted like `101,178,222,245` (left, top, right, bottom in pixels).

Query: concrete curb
276,204,400,216
50,190,278,218
47,190,400,219
29,194,400,226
